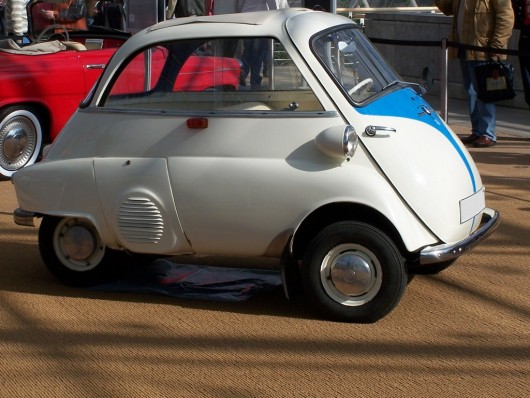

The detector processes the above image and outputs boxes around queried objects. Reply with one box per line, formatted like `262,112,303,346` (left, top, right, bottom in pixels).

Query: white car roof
150,7,303,30
144,8,354,40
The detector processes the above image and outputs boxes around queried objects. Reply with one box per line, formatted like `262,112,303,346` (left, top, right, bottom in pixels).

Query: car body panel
16,107,439,256
352,89,484,242
94,158,191,254
12,8,498,277
284,11,486,245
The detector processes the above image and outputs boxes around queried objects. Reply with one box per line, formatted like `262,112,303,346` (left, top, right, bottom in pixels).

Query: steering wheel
36,24,70,43
348,78,373,97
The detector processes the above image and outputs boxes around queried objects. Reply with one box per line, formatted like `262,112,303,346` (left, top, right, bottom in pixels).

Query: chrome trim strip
81,107,340,119
13,208,36,227
86,64,106,70
419,207,500,265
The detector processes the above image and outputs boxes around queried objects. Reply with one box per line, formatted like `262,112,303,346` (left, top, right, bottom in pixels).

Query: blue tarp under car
91,259,282,302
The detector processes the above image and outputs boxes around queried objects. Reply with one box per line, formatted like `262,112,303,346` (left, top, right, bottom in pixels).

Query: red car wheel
0,106,44,178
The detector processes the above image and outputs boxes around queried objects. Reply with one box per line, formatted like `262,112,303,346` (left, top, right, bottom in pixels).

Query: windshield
312,26,401,104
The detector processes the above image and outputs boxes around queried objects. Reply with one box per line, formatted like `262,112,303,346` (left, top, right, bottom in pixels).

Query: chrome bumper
419,207,500,265
14,208,36,227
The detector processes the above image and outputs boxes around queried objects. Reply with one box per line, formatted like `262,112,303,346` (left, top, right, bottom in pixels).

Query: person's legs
470,60,496,142
475,99,496,142
459,56,480,138
241,38,265,89
459,56,497,145
249,38,266,89
240,38,255,87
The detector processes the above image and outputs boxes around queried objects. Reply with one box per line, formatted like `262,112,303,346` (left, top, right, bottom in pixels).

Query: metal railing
368,35,524,122
333,7,526,121
337,6,439,18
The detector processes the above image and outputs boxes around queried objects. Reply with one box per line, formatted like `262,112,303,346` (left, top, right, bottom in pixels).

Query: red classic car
0,0,129,178
0,1,241,178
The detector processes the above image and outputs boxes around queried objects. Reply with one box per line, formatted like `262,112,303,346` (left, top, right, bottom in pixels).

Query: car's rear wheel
39,216,123,286
301,221,407,323
0,106,44,178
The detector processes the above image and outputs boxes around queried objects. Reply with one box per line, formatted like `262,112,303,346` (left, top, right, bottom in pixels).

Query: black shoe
473,137,496,148
461,134,480,144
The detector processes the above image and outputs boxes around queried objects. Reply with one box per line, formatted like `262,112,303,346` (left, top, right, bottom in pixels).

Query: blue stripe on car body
356,88,477,192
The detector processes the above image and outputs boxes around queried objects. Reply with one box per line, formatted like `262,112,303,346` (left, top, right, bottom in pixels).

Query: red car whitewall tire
0,106,43,178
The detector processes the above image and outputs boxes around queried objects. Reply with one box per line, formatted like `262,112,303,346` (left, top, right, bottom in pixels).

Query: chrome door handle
364,125,396,137
86,64,106,70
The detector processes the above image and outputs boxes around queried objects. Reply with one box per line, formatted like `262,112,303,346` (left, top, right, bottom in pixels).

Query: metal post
144,48,152,92
440,38,449,123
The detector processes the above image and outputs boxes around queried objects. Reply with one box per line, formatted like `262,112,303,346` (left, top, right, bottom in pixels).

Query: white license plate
460,187,486,224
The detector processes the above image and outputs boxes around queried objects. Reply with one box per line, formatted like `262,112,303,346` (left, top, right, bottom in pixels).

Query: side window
108,46,168,96
312,28,401,103
102,38,324,113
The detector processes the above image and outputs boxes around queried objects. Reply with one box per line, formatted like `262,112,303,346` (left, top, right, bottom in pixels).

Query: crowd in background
1,0,528,112
0,0,126,37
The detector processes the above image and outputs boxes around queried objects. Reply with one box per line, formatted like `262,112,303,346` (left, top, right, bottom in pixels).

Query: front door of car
78,48,118,93
165,109,344,257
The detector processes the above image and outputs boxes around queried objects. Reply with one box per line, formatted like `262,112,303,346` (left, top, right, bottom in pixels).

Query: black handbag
475,61,516,103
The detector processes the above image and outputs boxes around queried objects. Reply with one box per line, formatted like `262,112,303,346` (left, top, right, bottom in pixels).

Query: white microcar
12,8,500,323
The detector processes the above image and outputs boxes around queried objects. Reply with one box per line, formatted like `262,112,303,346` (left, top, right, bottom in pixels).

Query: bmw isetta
12,9,499,323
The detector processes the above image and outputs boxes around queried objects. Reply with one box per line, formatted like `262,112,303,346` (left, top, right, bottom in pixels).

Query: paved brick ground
0,115,528,397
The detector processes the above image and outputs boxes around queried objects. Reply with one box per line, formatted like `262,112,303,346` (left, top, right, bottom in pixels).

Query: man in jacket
44,0,88,30
436,0,514,147
4,0,29,39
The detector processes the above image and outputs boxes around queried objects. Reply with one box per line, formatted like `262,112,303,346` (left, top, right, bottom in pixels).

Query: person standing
261,0,289,77
166,0,205,19
44,0,88,30
4,0,29,39
513,0,530,108
237,0,279,89
435,0,514,147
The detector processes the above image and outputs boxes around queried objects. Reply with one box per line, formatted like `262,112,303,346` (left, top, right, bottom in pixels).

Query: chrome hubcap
54,218,105,272
0,111,40,174
320,244,382,306
4,127,29,161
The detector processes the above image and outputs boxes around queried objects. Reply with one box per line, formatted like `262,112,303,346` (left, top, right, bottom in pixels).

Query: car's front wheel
39,216,123,286
301,221,407,323
0,106,44,178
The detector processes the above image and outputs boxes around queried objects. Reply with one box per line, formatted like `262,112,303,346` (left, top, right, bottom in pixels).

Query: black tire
0,106,44,178
410,259,457,275
301,221,407,323
39,216,125,287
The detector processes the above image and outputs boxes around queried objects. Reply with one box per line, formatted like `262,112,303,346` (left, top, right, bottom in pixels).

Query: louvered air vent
117,197,164,243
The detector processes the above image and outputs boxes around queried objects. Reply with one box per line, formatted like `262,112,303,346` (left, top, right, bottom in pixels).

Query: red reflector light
187,118,208,129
